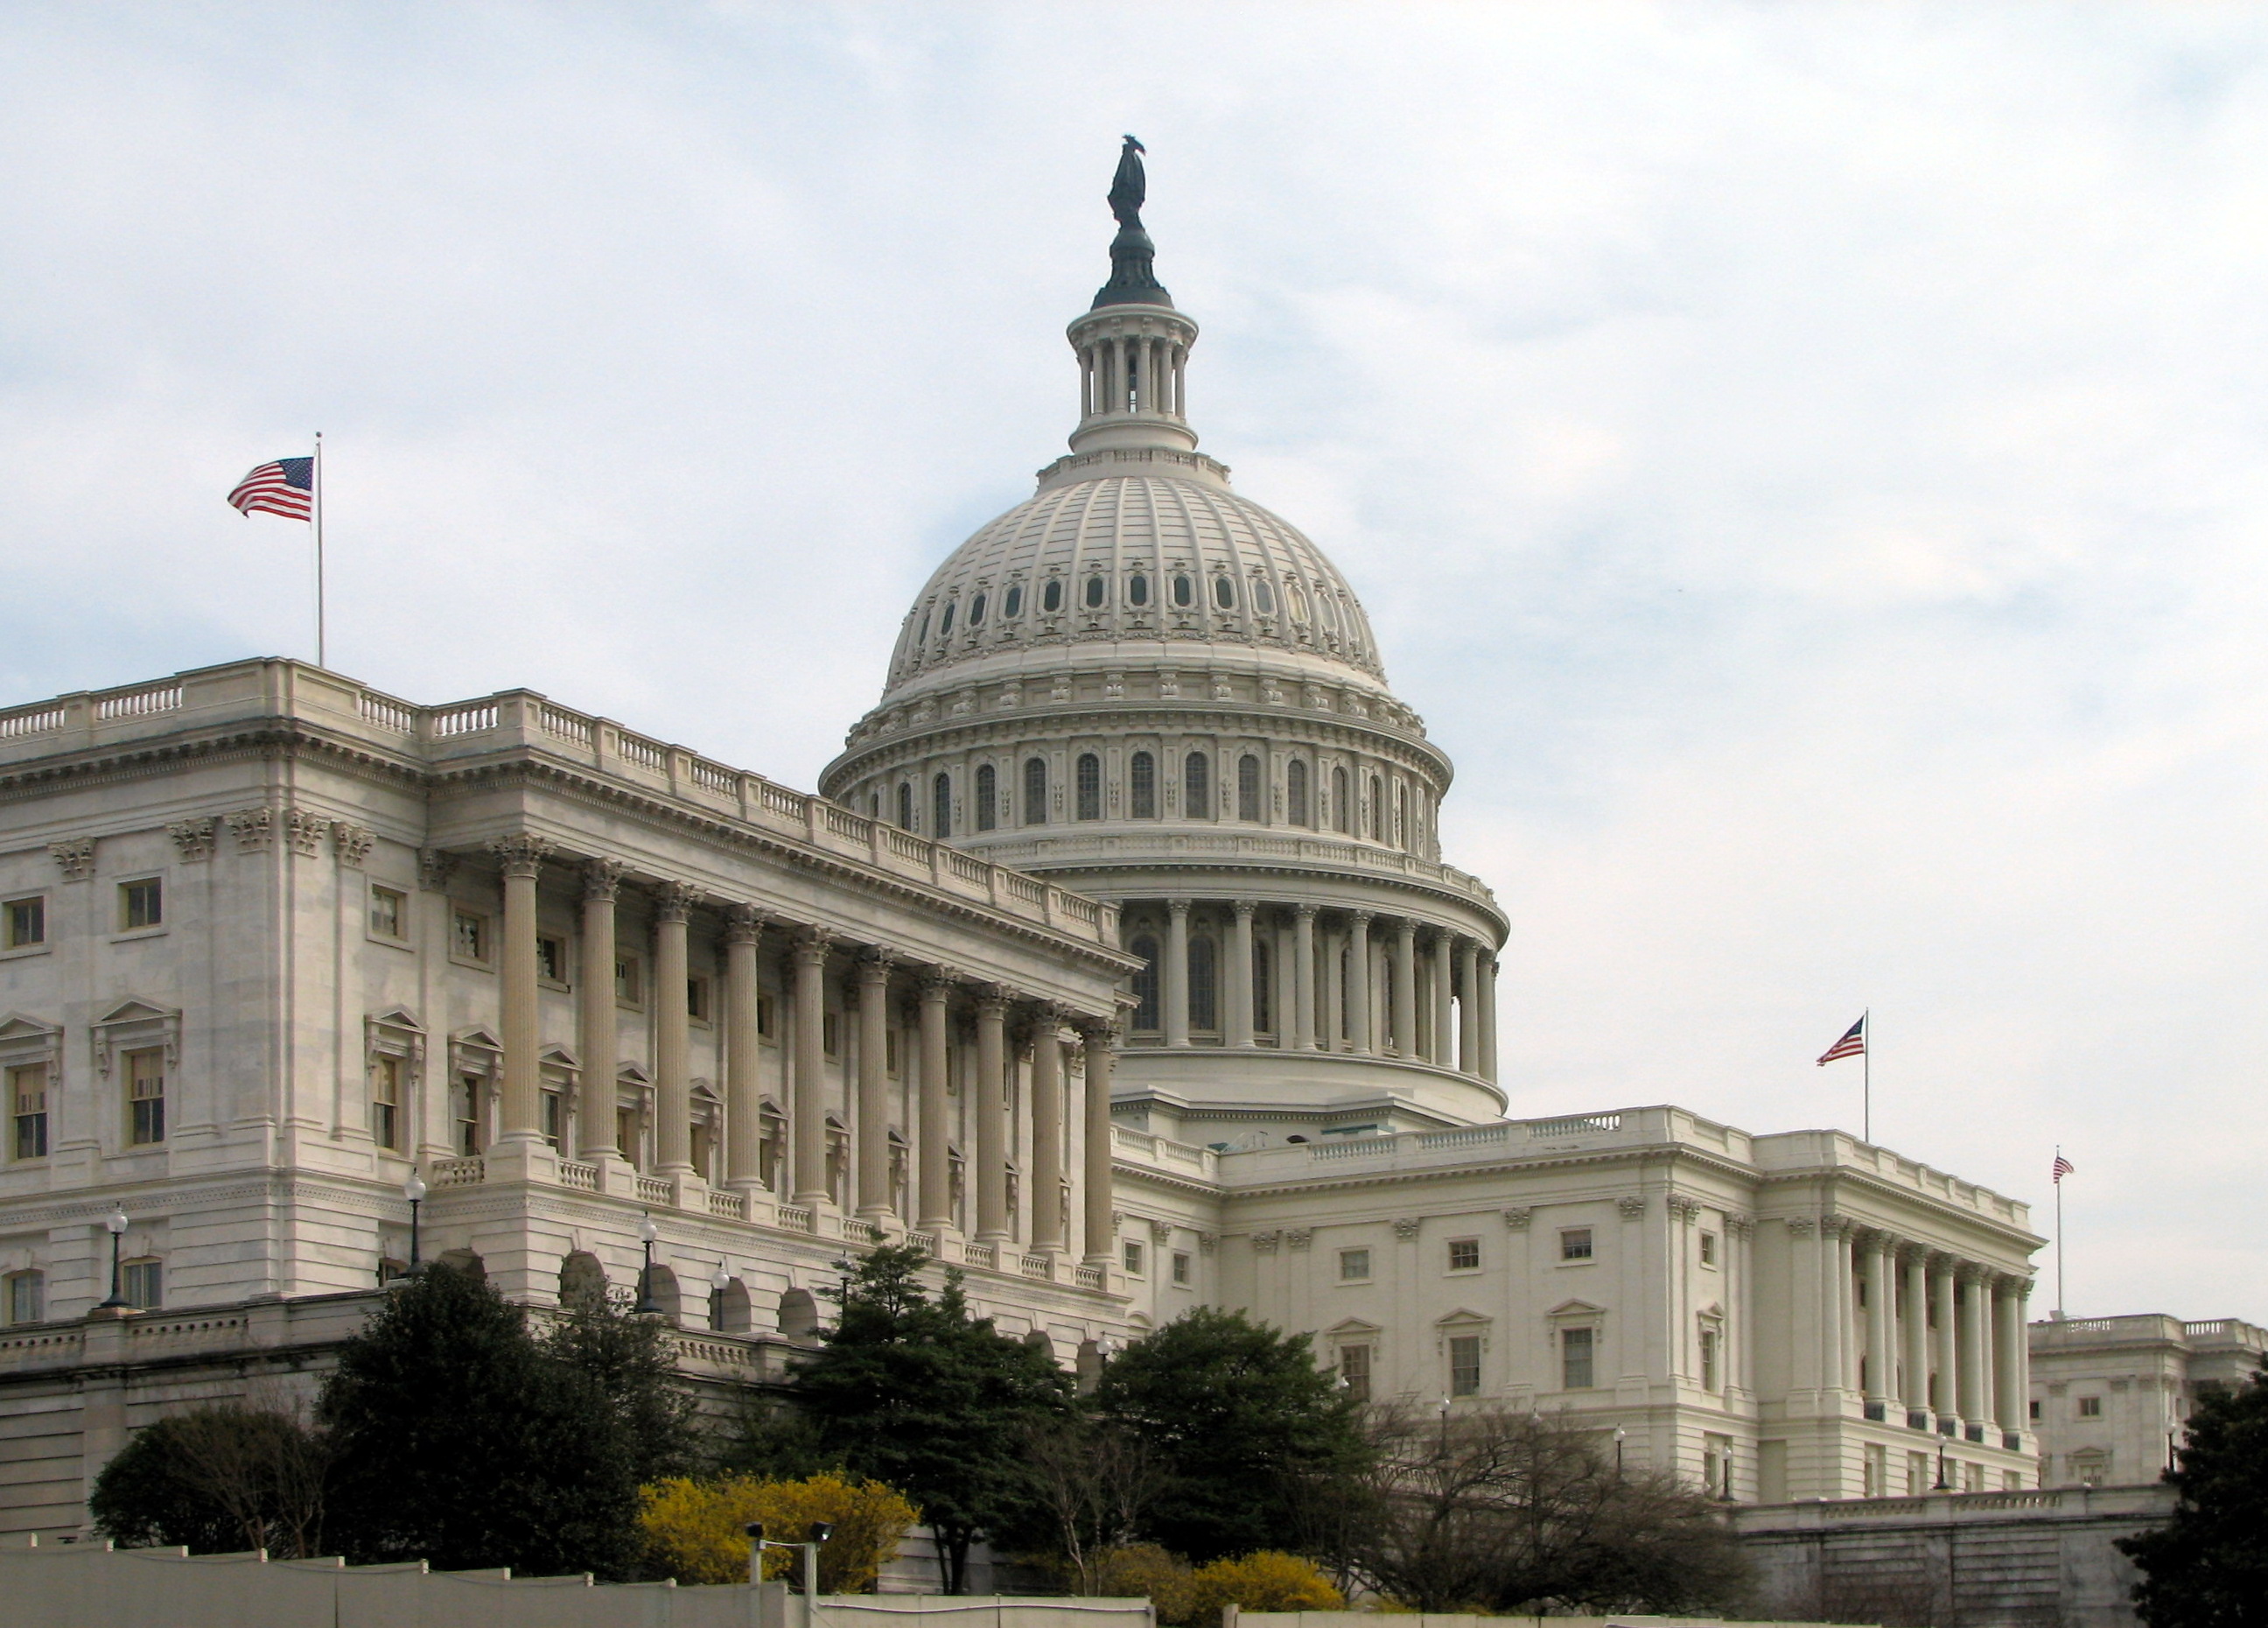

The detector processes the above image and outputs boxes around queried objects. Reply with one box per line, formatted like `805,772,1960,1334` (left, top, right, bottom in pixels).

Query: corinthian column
489,834,551,1145
856,949,894,1222
1956,1265,1987,1433
1992,1277,2025,1438
1430,933,1453,1064
1863,1232,1894,1414
578,860,622,1159
1931,1254,1958,1424
652,881,697,1176
1392,918,1418,1057
1081,1018,1116,1265
1458,937,1481,1073
1346,912,1373,1056
790,927,832,1208
974,987,1010,1244
1292,906,1317,1050
1164,900,1191,1047
723,905,763,1189
1478,950,1500,1082
1030,1004,1065,1253
1902,1246,1930,1424
1228,902,1256,1048
916,971,954,1233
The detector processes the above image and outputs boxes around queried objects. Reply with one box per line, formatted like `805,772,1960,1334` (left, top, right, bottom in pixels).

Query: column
1030,1004,1064,1253
856,949,893,1221
1320,923,1343,1051
1956,1266,1987,1434
1837,1223,1858,1393
1292,906,1317,1049
790,927,831,1207
1992,1277,2024,1438
652,881,696,1175
1228,902,1256,1048
916,972,954,1232
1478,951,1500,1082
974,987,1009,1243
1392,918,1418,1058
1458,937,1481,1073
490,834,550,1145
723,905,763,1188
1863,1232,1893,1414
1082,1020,1116,1264
1931,1254,1958,1425
1164,901,1191,1048
1902,1246,1930,1423
1431,934,1454,1064
1346,912,1373,1055
578,860,622,1158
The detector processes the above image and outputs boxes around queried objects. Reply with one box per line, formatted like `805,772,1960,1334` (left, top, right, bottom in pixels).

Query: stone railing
427,1155,485,1187
707,1189,748,1220
634,1174,674,1205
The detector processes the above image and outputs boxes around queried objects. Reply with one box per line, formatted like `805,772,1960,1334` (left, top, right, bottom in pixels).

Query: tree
638,1471,919,1589
90,1404,329,1557
2118,1364,2268,1627
1088,1547,1345,1627
789,1245,1074,1592
319,1263,682,1579
542,1295,698,1489
1093,1308,1369,1562
1345,1406,1751,1615
1023,1414,1167,1594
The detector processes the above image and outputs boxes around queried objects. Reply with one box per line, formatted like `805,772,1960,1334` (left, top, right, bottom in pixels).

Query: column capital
1026,998,1064,1028
791,923,833,965
1167,897,1192,918
652,880,700,923
1231,898,1257,920
974,984,1012,1019
1075,1014,1123,1046
1395,916,1418,940
1348,909,1375,928
581,856,625,902
488,832,551,878
1294,902,1319,920
417,846,458,892
724,902,764,944
917,965,958,1002
1956,1260,1991,1285
1897,1239,1930,1265
855,945,896,986
1928,1250,1958,1274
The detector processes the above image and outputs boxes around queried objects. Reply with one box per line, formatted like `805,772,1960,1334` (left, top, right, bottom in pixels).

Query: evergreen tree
790,1245,1074,1592
2119,1365,2268,1627
89,1405,328,1556
1094,1307,1369,1562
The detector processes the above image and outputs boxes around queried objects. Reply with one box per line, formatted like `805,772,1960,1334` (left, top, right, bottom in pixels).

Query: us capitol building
0,144,2042,1537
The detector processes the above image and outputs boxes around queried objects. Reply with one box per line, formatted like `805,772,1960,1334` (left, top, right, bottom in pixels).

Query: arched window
917,611,931,642
1130,935,1161,1031
1023,757,1048,825
1333,766,1351,833
1214,576,1236,610
1188,936,1219,1032
976,764,998,832
1252,938,1273,1035
932,772,952,839
1287,759,1310,827
969,593,986,627
940,600,956,636
1253,579,1276,615
868,790,880,819
897,782,914,831
1396,782,1409,848
1085,575,1107,609
1075,753,1102,821
1237,754,1262,822
1184,751,1210,819
1172,573,1194,607
1368,774,1385,840
1129,574,1150,607
1042,579,1063,613
1004,585,1023,619
1130,751,1157,819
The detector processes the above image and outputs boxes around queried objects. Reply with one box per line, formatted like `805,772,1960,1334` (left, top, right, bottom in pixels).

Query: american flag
2053,1154,2076,1183
1816,1015,1866,1066
227,457,314,522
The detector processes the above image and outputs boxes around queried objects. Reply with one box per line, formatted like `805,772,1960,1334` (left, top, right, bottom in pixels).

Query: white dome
878,455,1389,705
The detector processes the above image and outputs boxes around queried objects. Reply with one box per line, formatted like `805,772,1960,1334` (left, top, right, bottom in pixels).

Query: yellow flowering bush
1092,1546,1344,1626
637,1471,920,1590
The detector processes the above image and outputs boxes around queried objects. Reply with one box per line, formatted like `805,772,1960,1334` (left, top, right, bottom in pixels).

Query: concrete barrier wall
0,1541,1158,1628
1233,1615,1863,1628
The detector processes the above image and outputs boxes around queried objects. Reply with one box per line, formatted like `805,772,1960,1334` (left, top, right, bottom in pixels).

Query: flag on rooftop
2053,1154,2076,1183
1816,1015,1866,1066
227,457,314,522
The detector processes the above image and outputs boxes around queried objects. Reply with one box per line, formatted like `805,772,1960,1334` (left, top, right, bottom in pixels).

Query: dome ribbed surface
880,471,1386,699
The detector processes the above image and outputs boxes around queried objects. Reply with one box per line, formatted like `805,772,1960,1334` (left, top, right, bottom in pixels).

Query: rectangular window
1864,1443,1887,1498
615,953,642,1005
6,1271,42,1325
687,976,710,1021
126,1048,165,1145
1446,1238,1480,1272
886,1027,900,1073
2078,1395,2102,1418
1122,1239,1144,1276
1700,1231,1718,1267
4,896,45,949
757,993,776,1037
1908,1451,1931,1497
10,1063,48,1161
2030,1399,2041,1421
452,909,489,964
122,1260,162,1311
617,1105,640,1168
1172,1251,1191,1286
1561,1327,1595,1390
1339,1247,1371,1281
541,1089,562,1147
368,885,406,939
452,1074,483,1155
1560,1228,1593,1261
1700,1328,1720,1392
369,1055,401,1151
536,935,567,985
1448,1335,1482,1396
1964,1462,1985,1494
120,878,163,930
1339,1344,1371,1403
823,1012,840,1056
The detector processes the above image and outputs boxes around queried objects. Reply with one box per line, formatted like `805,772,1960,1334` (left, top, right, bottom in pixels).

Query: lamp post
710,1263,732,1332
1933,1442,1950,1492
97,1207,130,1310
403,1172,427,1274
1613,1425,1627,1475
634,1213,663,1316
744,1519,831,1628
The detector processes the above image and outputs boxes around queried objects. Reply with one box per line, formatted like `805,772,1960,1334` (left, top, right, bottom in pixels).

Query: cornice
1055,861,1505,930
1116,1140,1759,1204
1753,1167,2042,1249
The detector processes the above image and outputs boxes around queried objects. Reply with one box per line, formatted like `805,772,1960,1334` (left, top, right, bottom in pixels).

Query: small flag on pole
1816,1015,1866,1066
2052,1154,2076,1183
228,457,314,522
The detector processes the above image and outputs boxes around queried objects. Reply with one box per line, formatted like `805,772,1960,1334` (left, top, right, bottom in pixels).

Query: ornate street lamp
1613,1424,1627,1475
97,1206,130,1310
634,1213,663,1316
402,1171,427,1274
1933,1442,1951,1492
710,1263,732,1331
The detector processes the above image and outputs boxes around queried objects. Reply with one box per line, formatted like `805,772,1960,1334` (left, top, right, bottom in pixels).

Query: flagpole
2054,1146,2065,1316
1861,1007,1870,1143
312,432,326,670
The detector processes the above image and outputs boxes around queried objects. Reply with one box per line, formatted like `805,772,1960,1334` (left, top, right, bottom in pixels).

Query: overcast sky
3,4,2263,1323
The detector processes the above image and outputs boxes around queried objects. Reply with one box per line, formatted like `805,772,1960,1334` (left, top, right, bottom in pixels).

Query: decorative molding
1196,1232,1217,1256
49,837,96,881
1617,1196,1646,1219
1250,1230,1281,1253
227,807,275,854
284,808,330,858
1502,1207,1532,1230
91,998,182,1077
488,832,551,877
724,902,764,945
1392,1217,1421,1240
1148,1217,1172,1245
417,847,458,892
1785,1217,1816,1238
167,818,218,862
580,857,624,902
1285,1228,1313,1251
1725,1212,1755,1238
330,822,374,868
651,880,700,923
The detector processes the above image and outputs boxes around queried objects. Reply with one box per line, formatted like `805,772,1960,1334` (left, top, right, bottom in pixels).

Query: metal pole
2054,1161,2066,1316
1862,1007,1871,1144
312,432,326,669
802,1542,817,1628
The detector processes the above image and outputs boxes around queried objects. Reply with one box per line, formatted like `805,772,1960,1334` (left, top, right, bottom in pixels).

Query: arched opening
1213,576,1236,609
1237,754,1262,823
1128,574,1150,607
1368,775,1385,840
1287,760,1310,827
1004,585,1023,619
1130,935,1161,1032
438,1248,486,1281
1075,754,1102,821
976,764,998,832
712,1275,752,1334
1183,751,1210,820
1130,751,1156,819
1085,575,1106,609
1042,578,1063,614
940,600,956,636
897,782,914,832
969,593,986,627
779,1286,821,1341
932,772,952,839
1333,766,1351,833
641,1262,682,1325
1023,758,1047,825
559,1251,608,1311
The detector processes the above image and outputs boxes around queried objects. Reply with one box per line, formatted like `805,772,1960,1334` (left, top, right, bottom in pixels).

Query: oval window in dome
1286,586,1310,623
1172,573,1194,608
1129,573,1150,607
918,611,931,642
1319,593,1340,630
940,600,956,636
1004,585,1023,619
969,593,986,627
1042,579,1063,613
1214,576,1236,610
1086,574,1107,609
1253,579,1276,615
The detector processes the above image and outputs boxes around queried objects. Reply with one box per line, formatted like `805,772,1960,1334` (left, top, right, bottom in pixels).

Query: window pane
6,897,45,947
1075,754,1102,821
933,773,952,839
122,880,162,930
1448,1239,1480,1271
1213,576,1236,609
1043,579,1062,613
1563,1327,1594,1390
1340,1344,1371,1402
1287,760,1310,826
1237,754,1261,822
1187,937,1218,1031
1130,752,1156,819
976,765,998,831
369,887,404,937
1340,1248,1369,1281
1449,1336,1482,1396
127,1049,165,1146
1561,1228,1593,1261
1004,586,1022,619
1024,758,1047,825
1130,937,1161,1030
1183,752,1209,819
